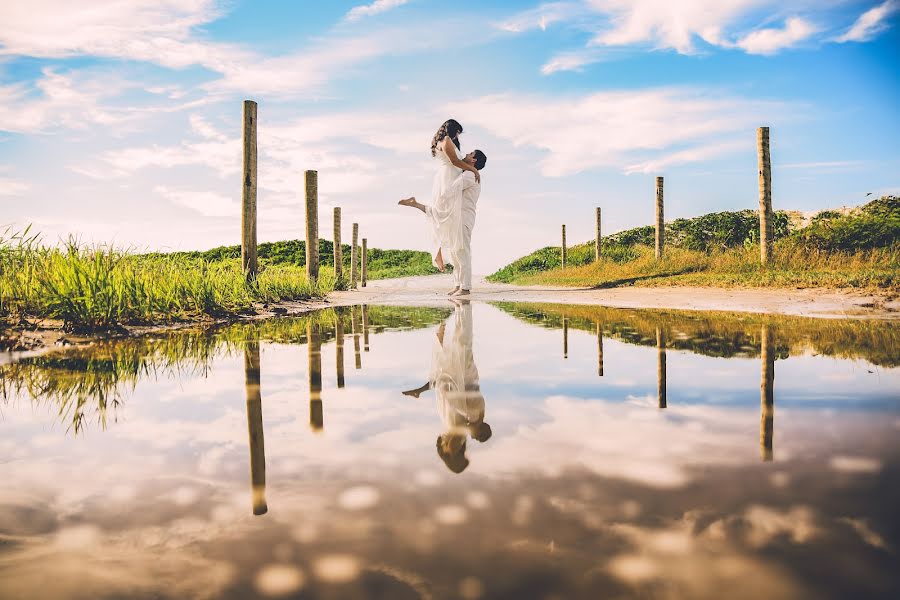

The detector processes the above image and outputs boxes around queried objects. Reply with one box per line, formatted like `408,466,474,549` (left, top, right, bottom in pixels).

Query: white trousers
451,224,473,290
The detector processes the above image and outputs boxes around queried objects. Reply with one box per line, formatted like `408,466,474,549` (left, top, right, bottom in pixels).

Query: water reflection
761,324,775,462
657,326,667,409
244,339,267,515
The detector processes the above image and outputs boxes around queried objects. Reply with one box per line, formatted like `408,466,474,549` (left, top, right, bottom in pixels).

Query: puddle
1,302,898,599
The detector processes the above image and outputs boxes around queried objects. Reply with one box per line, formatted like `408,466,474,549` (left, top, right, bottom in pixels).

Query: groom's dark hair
474,150,487,170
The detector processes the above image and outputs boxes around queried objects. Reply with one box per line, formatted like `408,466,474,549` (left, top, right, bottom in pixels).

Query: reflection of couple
399,119,487,296
403,300,491,473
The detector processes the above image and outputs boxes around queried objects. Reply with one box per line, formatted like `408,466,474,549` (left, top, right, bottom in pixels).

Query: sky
0,0,898,273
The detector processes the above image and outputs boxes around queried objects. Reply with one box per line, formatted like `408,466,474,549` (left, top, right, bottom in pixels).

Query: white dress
426,141,466,268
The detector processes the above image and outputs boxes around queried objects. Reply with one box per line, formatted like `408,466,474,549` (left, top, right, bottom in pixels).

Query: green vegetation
488,196,899,291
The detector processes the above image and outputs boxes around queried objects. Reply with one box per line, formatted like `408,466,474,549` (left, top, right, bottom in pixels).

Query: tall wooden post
362,304,370,352
351,223,359,289
308,321,323,432
244,340,266,515
561,225,567,268
333,207,342,280
655,176,664,260
760,324,775,461
305,170,319,280
595,207,602,262
563,316,568,359
597,322,604,377
241,100,258,280
351,305,362,369
657,327,667,409
757,127,773,264
335,313,345,389
361,238,368,287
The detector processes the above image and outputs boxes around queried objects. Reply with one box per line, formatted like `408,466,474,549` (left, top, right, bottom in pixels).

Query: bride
398,119,481,271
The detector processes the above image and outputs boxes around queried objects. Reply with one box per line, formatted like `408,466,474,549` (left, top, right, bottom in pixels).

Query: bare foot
447,286,460,295
435,249,445,272
453,288,471,296
398,197,416,207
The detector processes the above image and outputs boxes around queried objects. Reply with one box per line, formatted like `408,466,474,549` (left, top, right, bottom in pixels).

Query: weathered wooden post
760,324,775,461
362,304,370,352
757,127,773,264
361,238,368,287
595,207,602,262
333,207,342,280
241,100,258,280
597,322,604,377
655,176,664,260
563,316,568,359
308,321,323,432
657,327,667,409
351,305,362,369
351,223,359,289
244,339,266,515
304,170,319,280
561,225,567,268
335,312,345,389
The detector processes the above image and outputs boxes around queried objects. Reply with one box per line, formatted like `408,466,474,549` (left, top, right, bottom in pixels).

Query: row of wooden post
240,100,368,286
560,126,775,267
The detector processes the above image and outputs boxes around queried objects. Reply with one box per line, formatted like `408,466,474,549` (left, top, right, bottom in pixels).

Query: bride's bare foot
435,249,445,272
453,288,471,296
447,286,459,295
398,197,416,207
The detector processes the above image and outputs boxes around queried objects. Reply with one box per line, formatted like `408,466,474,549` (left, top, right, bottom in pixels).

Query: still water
1,302,898,600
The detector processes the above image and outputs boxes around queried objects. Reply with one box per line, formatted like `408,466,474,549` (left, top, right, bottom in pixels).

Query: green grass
488,196,899,291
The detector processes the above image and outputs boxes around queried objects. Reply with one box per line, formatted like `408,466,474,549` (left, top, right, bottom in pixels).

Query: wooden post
308,321,323,432
351,223,359,289
333,207,342,280
241,100,258,280
335,313,345,388
305,170,319,280
757,127,773,264
597,322,604,377
351,305,362,369
244,340,266,515
657,327,667,409
655,176,664,260
361,238,368,287
760,324,775,461
362,304,370,352
563,316,568,359
561,225,567,268
595,207,602,262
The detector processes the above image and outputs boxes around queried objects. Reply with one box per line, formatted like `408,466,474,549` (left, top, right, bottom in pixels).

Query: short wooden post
335,313,345,389
760,324,775,461
561,225,567,268
655,176,664,260
351,223,359,289
361,238,368,287
757,127,773,264
244,340,266,515
563,316,568,359
304,170,319,280
597,322,604,377
241,100,258,280
657,327,667,409
595,207,602,262
308,321,323,432
362,304,370,351
333,207,342,280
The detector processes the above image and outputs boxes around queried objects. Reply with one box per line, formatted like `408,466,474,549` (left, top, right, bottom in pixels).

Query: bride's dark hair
431,119,463,157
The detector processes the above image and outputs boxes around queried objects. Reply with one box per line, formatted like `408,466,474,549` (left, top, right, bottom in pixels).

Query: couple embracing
398,119,487,296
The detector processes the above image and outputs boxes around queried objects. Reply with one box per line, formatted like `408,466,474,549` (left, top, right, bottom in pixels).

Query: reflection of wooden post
335,314,345,389
760,324,775,461
655,176,664,260
362,304,370,352
596,322,604,377
308,322,323,432
657,327,667,409
305,170,319,280
244,340,267,515
595,207,602,262
351,305,361,369
561,225,567,268
563,316,568,359
350,223,359,289
241,100,258,280
361,238,368,287
757,127,773,264
333,207,342,280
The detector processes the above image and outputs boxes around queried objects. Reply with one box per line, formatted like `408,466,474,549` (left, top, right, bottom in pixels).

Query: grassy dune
489,196,899,292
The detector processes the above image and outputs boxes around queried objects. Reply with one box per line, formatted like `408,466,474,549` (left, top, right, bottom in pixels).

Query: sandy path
329,275,900,320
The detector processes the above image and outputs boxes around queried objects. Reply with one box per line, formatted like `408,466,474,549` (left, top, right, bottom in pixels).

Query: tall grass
1,228,335,330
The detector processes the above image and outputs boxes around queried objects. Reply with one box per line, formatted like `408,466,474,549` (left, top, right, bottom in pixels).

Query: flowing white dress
425,141,467,268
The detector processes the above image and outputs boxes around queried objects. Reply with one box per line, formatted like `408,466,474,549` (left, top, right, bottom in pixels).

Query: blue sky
1,0,898,272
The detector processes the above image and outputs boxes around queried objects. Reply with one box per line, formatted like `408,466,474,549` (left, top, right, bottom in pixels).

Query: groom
448,149,487,296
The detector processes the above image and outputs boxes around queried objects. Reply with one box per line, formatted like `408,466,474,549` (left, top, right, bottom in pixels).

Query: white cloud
154,186,239,218
496,2,586,33
345,0,411,22
541,48,608,74
452,88,782,176
735,17,818,55
0,177,31,197
624,140,746,174
835,0,898,42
